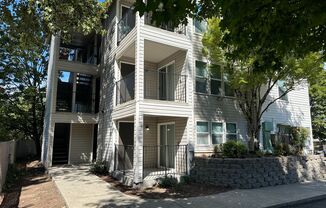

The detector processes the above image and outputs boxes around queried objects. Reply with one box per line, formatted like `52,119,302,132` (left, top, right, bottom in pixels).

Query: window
195,61,208,93
212,122,223,144
75,73,93,113
226,123,237,140
278,80,288,101
224,74,235,97
210,64,222,95
56,71,74,112
197,122,209,144
194,19,207,33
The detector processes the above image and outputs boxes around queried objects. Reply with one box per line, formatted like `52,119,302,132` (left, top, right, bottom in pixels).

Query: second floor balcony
117,9,186,45
116,70,187,105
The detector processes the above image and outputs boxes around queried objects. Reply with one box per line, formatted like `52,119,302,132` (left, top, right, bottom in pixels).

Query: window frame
277,81,289,102
196,121,210,145
225,122,238,141
211,122,224,145
209,64,223,96
195,60,209,94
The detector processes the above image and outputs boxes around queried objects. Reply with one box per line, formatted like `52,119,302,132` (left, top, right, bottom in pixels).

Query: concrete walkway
49,166,326,208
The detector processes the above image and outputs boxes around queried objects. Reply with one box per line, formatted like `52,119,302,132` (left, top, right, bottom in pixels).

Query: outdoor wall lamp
145,125,150,131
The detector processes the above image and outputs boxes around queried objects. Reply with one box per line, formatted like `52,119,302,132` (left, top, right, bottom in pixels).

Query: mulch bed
98,174,231,199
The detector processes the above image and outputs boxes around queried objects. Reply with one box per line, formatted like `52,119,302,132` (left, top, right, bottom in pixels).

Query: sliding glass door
159,123,175,168
159,63,175,101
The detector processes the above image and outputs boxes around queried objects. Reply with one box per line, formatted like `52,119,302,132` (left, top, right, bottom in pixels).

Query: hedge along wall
190,155,326,189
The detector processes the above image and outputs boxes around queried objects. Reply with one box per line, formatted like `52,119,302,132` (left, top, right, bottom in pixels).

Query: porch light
145,125,150,131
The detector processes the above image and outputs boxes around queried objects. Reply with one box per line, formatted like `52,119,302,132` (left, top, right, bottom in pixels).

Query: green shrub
89,161,107,175
222,140,247,158
157,176,178,188
255,150,265,157
291,127,309,154
179,175,191,185
274,143,286,156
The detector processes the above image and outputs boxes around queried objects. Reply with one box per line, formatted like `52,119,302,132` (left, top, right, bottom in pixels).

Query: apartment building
41,0,314,185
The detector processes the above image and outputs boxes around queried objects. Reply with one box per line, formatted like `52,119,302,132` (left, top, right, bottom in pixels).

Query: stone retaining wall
190,155,326,189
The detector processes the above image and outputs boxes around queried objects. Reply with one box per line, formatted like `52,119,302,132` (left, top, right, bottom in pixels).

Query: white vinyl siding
69,124,93,164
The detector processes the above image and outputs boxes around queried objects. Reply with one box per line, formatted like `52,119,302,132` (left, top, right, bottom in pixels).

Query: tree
134,1,326,151
0,0,110,156
309,70,326,143
134,0,326,64
202,18,323,151
0,1,48,156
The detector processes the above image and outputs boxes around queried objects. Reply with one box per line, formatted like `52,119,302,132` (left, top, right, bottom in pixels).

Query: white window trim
196,121,210,146
209,64,223,96
195,60,209,94
195,60,235,98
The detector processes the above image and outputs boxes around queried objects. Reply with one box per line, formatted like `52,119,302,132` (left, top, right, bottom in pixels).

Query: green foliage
157,176,178,188
274,127,309,156
222,140,247,158
35,0,111,41
309,70,326,143
203,17,323,152
255,150,266,157
291,127,309,154
134,0,326,63
179,175,191,185
214,144,223,154
0,1,48,153
89,161,108,175
274,143,286,156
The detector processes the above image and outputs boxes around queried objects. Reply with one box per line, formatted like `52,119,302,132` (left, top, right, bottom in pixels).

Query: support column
133,11,145,184
42,35,60,167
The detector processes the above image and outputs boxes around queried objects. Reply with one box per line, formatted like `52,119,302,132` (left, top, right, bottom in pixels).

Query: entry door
159,123,175,168
118,122,134,170
52,123,70,164
159,63,175,101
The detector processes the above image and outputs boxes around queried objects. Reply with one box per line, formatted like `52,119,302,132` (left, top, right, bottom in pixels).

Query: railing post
123,146,126,175
165,145,167,177
185,144,188,175
185,76,187,103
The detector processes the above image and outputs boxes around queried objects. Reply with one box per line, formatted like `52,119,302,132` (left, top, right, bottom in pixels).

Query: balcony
144,13,186,35
116,10,187,45
115,70,187,105
58,33,100,65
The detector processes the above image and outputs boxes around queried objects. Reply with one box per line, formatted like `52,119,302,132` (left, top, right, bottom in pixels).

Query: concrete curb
266,194,326,208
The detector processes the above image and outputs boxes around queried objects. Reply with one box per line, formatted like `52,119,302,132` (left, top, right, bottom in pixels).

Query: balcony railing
117,9,136,44
115,144,188,178
115,72,135,105
144,70,187,103
144,13,186,35
59,47,96,65
115,70,187,105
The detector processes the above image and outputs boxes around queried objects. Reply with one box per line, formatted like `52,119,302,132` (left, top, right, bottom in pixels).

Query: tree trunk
32,94,42,158
248,121,261,152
